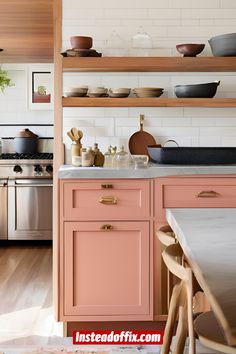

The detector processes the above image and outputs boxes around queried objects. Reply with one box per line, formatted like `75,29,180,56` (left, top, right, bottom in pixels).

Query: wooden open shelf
62,97,236,108
63,57,236,72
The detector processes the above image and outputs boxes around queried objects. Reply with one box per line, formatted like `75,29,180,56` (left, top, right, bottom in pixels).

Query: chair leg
186,270,195,354
172,304,188,354
161,282,183,354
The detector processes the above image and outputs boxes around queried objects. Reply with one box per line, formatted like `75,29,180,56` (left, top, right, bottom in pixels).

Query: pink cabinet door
63,221,151,318
62,180,150,220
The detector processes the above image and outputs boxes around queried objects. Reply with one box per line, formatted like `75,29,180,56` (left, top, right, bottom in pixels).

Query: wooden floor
0,245,69,346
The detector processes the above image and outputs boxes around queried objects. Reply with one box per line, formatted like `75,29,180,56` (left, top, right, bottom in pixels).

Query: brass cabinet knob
100,224,114,230
196,190,220,198
101,184,113,189
99,196,117,205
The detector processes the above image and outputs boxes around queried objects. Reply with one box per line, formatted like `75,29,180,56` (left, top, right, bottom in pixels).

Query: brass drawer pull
99,196,117,205
101,184,113,189
100,224,114,230
196,190,220,198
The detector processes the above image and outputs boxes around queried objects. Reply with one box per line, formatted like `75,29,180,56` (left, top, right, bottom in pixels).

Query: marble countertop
166,208,236,346
58,164,236,179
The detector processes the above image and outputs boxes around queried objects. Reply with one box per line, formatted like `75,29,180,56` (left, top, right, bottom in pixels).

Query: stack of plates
133,87,164,98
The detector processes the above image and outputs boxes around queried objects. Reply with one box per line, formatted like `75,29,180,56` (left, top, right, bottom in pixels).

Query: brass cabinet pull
99,196,117,205
101,184,113,189
100,224,113,230
196,190,220,198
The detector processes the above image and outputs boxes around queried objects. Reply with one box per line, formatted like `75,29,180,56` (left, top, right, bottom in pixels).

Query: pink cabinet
62,180,151,220
60,179,153,322
63,221,151,318
155,177,236,223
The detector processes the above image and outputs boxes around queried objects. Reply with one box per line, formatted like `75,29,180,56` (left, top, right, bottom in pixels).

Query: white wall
62,0,236,155
0,64,53,137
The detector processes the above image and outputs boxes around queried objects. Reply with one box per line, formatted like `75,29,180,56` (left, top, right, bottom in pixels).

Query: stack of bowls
64,86,88,97
87,87,108,97
133,87,164,98
108,88,131,98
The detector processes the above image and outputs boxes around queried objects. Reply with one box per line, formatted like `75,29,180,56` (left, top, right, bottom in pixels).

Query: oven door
8,179,52,240
0,179,8,240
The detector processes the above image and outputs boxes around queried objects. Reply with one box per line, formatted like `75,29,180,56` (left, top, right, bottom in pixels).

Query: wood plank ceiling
0,0,54,63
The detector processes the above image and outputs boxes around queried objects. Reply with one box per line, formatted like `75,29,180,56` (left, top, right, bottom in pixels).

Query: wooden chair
156,225,177,309
194,311,236,354
160,242,204,354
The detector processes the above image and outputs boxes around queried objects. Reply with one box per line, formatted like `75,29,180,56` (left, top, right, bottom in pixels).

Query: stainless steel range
0,153,53,240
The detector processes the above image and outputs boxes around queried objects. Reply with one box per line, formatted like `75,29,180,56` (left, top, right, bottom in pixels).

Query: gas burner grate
0,153,53,160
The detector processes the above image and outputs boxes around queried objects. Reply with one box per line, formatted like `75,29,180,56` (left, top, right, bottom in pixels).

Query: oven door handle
14,184,53,187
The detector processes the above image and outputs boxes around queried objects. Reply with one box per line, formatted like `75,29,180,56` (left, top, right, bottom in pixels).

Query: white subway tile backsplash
62,0,236,149
148,9,181,19
104,8,148,19
181,8,236,19
199,136,222,147
63,8,104,19
172,0,220,8
184,108,236,118
221,137,236,146
200,127,236,136
220,0,236,8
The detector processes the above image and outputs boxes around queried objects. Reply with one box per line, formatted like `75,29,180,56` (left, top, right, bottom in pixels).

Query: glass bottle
104,147,113,168
115,146,130,168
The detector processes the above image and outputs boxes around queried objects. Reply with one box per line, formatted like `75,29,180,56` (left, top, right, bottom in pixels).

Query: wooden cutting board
128,114,156,156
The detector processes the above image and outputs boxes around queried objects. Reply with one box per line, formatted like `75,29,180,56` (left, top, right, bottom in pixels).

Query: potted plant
0,68,14,92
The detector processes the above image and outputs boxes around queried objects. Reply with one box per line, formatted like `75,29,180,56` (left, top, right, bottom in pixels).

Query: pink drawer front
62,180,150,220
164,184,236,208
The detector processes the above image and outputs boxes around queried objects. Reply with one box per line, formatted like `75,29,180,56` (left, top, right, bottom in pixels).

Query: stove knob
13,165,22,174
34,165,42,174
46,165,53,174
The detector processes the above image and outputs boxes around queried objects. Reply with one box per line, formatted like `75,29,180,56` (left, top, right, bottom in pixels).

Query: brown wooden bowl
176,43,205,57
70,36,93,49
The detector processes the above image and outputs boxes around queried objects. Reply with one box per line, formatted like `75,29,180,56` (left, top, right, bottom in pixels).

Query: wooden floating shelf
62,57,236,72
62,97,236,108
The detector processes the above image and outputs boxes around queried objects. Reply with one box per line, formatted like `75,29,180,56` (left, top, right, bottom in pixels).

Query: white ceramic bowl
110,88,131,94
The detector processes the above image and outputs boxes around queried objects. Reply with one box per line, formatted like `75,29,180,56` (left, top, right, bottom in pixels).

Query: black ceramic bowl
209,33,236,56
174,81,220,98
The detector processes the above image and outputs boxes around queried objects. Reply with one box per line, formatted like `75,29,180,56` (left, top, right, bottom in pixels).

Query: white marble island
59,164,236,179
166,208,236,346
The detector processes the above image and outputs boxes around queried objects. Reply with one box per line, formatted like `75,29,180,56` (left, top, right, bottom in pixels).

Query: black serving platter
147,145,236,165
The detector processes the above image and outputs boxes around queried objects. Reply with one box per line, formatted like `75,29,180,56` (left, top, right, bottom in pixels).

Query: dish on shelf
64,86,88,97
176,43,205,57
70,36,93,49
108,88,131,98
174,81,220,98
87,93,108,98
88,87,108,97
209,33,236,56
133,87,164,98
61,49,102,57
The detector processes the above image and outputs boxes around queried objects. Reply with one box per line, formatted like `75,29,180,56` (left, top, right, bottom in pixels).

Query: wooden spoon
67,130,75,141
128,114,156,156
